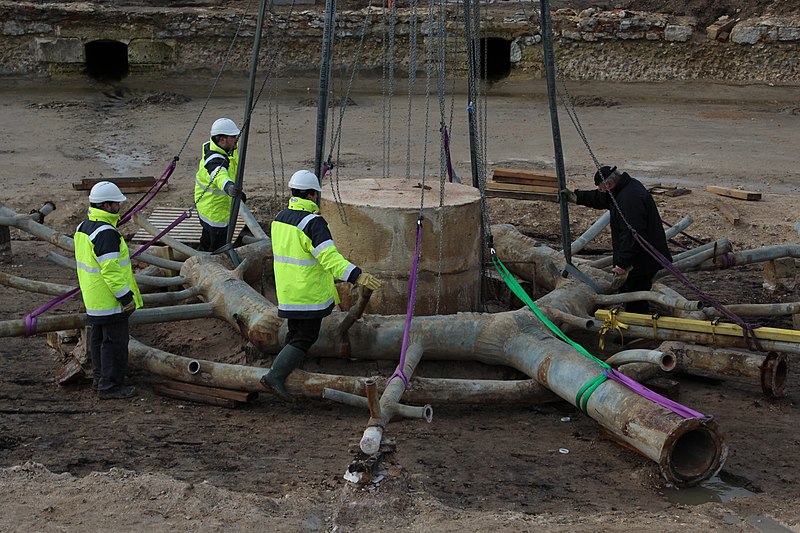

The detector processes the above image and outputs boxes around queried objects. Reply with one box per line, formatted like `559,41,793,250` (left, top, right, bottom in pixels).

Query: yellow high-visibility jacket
74,207,142,322
271,197,360,319
194,139,238,227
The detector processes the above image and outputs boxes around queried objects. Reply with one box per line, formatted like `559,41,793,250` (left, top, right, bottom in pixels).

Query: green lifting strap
491,254,609,413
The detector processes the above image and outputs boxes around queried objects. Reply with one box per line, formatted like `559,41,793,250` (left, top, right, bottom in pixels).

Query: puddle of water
664,475,756,505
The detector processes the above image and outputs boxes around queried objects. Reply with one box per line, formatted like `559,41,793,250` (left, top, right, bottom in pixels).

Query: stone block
706,16,739,41
664,24,692,42
731,24,767,44
36,38,84,63
762,258,796,292
778,26,800,41
128,39,176,64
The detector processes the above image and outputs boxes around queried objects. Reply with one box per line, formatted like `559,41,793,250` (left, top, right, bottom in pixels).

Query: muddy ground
1,74,799,532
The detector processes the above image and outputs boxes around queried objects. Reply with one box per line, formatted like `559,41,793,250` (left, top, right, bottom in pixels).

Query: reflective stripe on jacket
74,207,143,319
194,139,238,227
271,197,361,319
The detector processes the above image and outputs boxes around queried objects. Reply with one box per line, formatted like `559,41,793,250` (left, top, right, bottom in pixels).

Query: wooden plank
485,181,559,194
706,185,761,201
715,200,740,225
484,188,558,202
72,176,163,192
492,175,559,187
159,379,257,402
90,176,157,184
152,382,239,408
492,167,557,181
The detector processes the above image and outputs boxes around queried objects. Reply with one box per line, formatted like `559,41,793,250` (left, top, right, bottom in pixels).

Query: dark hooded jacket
575,172,671,274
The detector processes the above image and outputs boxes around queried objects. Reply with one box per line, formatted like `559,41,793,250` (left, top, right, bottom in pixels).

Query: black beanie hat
594,165,617,186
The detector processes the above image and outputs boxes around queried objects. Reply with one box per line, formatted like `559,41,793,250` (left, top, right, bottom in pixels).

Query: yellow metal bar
594,309,800,343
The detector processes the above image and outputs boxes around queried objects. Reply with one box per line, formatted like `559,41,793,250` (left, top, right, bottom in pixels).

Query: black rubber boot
260,345,305,402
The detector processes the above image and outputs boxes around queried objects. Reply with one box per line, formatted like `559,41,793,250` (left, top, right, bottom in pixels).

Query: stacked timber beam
152,380,258,408
72,176,166,193
485,168,559,201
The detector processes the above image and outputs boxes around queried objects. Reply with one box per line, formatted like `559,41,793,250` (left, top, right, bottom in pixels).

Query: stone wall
1,1,798,84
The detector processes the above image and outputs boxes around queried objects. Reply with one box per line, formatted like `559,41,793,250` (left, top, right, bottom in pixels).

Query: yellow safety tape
598,308,629,350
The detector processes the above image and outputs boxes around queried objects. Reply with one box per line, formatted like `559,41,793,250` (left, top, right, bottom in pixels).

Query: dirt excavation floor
1,75,799,533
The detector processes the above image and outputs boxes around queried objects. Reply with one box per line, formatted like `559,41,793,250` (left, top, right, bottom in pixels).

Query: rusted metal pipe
703,301,800,317
571,212,609,255
616,362,661,382
0,271,74,295
659,341,788,397
589,215,695,269
606,349,676,372
588,321,800,355
504,308,727,487
594,291,702,311
239,202,269,241
365,379,381,419
0,201,180,270
0,269,197,304
130,339,556,404
695,244,800,271
664,239,732,274
322,387,432,421
360,343,426,454
0,303,215,337
28,201,56,223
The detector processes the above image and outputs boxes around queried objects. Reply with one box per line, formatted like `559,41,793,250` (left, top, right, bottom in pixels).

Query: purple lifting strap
24,287,81,337
120,160,176,226
387,219,424,389
605,368,705,419
634,232,764,351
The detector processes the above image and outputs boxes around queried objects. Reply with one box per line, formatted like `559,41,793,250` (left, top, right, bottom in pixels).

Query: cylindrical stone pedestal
322,178,482,316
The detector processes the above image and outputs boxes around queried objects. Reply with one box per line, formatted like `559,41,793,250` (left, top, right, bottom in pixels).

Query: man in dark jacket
564,166,671,314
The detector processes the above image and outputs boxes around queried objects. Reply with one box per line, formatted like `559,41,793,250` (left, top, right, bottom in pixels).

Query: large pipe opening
479,37,511,81
85,40,129,81
668,427,719,483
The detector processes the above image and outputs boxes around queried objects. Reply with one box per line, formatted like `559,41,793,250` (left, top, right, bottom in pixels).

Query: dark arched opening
85,40,129,81
479,37,511,81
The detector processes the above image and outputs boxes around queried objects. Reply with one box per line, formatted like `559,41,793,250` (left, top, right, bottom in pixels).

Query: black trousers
199,221,229,252
285,317,323,353
618,271,656,315
89,317,130,391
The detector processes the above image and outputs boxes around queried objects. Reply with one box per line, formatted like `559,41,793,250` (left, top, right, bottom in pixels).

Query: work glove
355,272,382,291
561,188,577,204
119,292,136,314
610,266,631,292
224,182,246,202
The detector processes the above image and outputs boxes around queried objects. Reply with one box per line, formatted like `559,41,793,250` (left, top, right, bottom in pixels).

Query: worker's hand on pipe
561,188,577,204
224,182,247,203
356,272,382,291
610,266,630,291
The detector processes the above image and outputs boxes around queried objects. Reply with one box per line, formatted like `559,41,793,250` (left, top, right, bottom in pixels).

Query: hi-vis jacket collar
87,206,121,227
289,197,320,214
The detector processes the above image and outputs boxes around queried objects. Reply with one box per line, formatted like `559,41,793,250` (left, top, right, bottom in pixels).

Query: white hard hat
89,181,127,203
288,170,322,192
210,118,240,137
